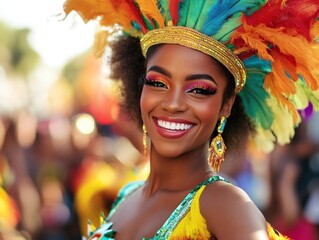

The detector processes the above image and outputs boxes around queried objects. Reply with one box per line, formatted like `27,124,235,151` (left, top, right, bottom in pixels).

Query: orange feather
135,0,165,28
231,28,273,61
109,0,147,33
310,21,319,40
64,0,116,22
93,29,109,58
64,0,146,34
264,73,300,123
232,19,319,91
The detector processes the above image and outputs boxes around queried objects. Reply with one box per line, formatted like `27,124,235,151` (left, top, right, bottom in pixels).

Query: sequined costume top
86,175,289,240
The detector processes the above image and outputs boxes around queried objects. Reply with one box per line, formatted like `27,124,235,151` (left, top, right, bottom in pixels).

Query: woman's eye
143,78,168,89
187,87,217,95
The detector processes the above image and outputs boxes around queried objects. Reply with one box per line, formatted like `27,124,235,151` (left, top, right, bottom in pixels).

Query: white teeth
157,119,192,131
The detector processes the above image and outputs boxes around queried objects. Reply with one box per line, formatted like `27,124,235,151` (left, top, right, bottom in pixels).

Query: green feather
142,14,155,30
153,19,160,28
212,13,242,42
158,0,172,25
245,0,267,15
239,56,274,130
185,0,205,28
177,0,190,26
194,0,215,31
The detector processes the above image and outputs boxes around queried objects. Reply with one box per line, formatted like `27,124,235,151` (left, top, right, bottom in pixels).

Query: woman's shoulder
201,179,259,216
200,179,269,239
203,178,252,201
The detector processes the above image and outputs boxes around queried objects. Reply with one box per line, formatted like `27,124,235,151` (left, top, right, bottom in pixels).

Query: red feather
110,0,147,33
169,0,181,25
245,0,319,41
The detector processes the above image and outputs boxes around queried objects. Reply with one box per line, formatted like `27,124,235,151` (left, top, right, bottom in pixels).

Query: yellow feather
264,73,300,123
291,80,312,110
169,186,211,240
135,0,165,28
252,125,276,152
268,96,299,145
267,223,290,240
306,88,319,111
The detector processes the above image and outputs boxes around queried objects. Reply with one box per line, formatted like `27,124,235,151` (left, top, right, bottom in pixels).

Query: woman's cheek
140,88,157,118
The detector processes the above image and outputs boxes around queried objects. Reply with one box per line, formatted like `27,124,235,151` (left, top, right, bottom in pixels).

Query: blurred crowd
0,108,149,240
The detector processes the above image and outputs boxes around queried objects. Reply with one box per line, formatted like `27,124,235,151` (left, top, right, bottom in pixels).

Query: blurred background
0,1,318,239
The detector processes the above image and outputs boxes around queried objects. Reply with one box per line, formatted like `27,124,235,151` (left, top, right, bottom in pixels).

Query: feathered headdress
64,0,319,151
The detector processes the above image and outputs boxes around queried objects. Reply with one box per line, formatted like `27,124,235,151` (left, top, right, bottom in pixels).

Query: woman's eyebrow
147,67,217,85
186,74,217,85
147,65,172,78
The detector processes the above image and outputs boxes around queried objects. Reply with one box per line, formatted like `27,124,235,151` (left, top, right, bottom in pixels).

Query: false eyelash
186,83,217,95
142,76,168,88
190,88,217,95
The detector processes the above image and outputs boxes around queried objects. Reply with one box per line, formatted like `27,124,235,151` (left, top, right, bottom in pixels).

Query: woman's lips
153,117,195,139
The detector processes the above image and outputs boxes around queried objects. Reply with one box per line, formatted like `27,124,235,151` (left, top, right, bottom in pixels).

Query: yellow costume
86,176,288,240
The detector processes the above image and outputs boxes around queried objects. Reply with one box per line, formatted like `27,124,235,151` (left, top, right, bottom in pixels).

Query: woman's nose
161,87,187,113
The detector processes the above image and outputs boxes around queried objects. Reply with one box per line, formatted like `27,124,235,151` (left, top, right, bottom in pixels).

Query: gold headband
140,26,246,93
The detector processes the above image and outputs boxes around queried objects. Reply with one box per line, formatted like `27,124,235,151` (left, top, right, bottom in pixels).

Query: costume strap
106,180,145,221
153,175,229,239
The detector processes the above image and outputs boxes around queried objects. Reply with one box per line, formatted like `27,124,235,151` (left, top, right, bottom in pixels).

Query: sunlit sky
0,0,97,68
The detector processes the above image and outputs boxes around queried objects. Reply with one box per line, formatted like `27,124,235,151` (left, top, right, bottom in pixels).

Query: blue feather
239,56,274,130
201,0,263,36
132,21,142,31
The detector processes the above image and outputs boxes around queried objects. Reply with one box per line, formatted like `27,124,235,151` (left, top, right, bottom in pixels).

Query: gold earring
142,124,147,158
208,117,227,172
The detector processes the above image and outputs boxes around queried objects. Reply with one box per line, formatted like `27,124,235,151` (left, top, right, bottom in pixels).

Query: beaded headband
140,26,246,93
64,0,319,152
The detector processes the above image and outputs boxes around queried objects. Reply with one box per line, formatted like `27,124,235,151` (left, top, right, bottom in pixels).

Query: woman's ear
220,94,236,118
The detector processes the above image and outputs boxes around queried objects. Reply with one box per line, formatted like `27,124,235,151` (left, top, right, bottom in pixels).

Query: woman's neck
144,145,213,196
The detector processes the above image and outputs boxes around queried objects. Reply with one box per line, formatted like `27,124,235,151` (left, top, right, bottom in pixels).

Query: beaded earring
208,117,227,172
142,124,147,158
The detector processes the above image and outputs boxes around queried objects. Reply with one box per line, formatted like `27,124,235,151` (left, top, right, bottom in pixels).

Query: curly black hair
109,34,255,156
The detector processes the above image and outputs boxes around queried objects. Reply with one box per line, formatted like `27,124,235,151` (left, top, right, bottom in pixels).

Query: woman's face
140,44,235,158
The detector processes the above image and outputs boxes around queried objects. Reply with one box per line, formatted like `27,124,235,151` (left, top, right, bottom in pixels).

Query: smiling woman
63,0,319,239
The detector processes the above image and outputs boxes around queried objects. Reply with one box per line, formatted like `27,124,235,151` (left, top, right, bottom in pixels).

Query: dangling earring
208,117,227,172
142,124,147,158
